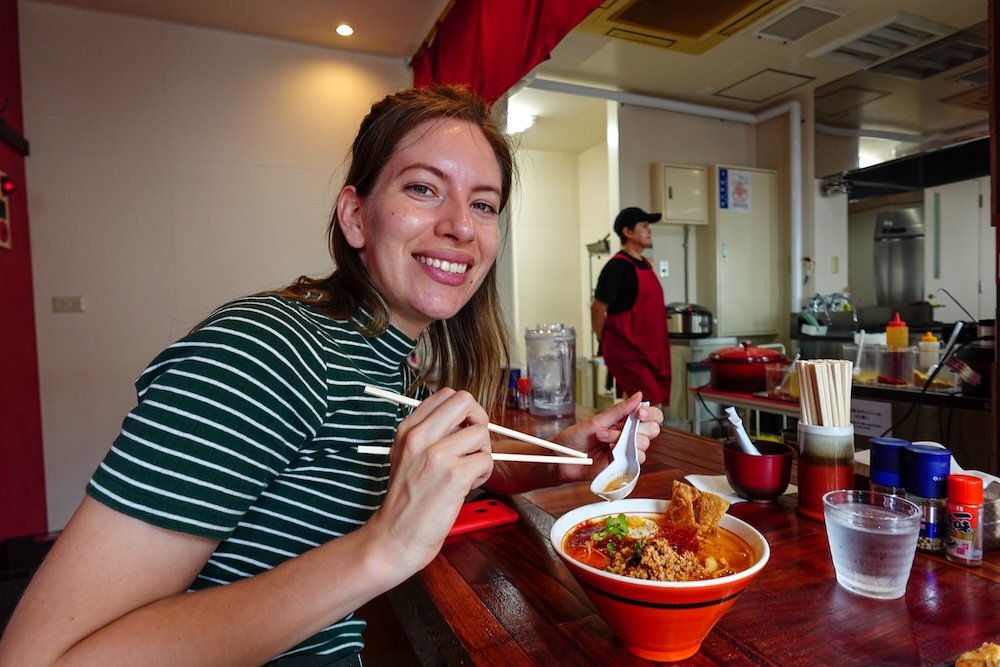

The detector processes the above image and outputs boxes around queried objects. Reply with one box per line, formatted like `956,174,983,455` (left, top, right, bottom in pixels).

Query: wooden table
387,408,1000,666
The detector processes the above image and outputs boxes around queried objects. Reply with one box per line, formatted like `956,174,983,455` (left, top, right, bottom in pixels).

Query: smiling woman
281,85,515,414
335,117,503,339
0,84,664,666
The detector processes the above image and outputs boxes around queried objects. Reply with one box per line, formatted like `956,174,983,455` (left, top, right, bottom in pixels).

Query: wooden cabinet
696,165,781,337
651,164,708,224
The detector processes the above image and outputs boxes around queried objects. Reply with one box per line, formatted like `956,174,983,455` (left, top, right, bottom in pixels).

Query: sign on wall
850,398,893,437
718,167,752,212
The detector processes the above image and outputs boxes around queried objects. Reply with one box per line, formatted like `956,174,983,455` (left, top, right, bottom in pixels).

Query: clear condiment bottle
904,444,951,553
918,331,940,373
868,436,909,496
946,474,984,567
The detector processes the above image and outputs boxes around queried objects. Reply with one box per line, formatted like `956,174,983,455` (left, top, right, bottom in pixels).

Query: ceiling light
506,107,535,134
336,24,354,37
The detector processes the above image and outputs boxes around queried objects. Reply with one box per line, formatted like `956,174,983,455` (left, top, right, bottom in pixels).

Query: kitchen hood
821,136,988,201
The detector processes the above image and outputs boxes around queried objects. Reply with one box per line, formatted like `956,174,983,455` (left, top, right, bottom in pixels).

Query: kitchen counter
687,382,995,473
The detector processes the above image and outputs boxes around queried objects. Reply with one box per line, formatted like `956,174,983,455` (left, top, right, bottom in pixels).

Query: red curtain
412,0,603,103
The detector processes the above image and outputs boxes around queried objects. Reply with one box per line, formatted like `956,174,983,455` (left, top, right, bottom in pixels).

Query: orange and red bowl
549,498,770,662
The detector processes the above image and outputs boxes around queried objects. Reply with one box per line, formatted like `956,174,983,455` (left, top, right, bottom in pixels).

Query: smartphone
448,499,518,536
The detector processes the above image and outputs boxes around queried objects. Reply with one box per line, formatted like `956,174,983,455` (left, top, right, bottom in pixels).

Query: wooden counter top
386,408,1000,666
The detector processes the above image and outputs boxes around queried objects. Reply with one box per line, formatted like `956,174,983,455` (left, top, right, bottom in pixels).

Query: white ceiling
27,0,454,57
29,0,989,155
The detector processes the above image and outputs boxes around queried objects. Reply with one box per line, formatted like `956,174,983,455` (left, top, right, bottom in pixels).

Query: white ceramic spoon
725,406,761,456
590,402,648,501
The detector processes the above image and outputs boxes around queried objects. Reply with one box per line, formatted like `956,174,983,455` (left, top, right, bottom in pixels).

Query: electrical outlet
831,256,840,274
659,260,669,278
52,296,86,313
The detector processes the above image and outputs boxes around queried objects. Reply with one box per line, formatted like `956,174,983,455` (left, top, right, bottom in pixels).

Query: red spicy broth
562,512,754,579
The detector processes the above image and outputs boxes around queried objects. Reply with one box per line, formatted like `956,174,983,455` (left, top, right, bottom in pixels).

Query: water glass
525,324,576,417
823,490,921,600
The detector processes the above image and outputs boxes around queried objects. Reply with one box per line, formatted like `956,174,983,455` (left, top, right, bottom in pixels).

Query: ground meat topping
607,536,735,581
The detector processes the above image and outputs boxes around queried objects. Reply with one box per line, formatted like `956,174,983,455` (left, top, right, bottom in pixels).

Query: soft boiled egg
625,516,659,540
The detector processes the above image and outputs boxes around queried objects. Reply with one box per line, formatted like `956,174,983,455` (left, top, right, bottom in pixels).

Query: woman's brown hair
278,85,514,415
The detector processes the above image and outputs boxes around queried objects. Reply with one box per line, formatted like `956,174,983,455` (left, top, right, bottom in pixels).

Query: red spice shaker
946,474,984,567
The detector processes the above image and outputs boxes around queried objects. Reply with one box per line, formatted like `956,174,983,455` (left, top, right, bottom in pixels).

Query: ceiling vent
814,85,890,119
810,13,954,70
953,66,990,88
579,0,792,55
939,86,990,112
869,33,988,81
752,2,843,44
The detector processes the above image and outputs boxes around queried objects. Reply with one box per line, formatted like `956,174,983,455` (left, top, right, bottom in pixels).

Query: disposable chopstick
356,445,593,466
362,386,588,459
797,359,853,427
843,360,853,426
822,362,837,427
796,361,812,425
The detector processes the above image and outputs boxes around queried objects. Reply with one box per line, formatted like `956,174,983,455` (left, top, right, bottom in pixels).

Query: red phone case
448,499,518,536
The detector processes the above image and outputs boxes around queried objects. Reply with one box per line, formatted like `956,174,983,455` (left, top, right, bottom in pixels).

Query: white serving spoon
590,402,648,501
725,406,761,456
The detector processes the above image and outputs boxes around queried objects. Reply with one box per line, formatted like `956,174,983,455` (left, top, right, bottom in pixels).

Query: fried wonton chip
694,491,729,535
665,480,729,536
665,480,698,529
957,642,1000,667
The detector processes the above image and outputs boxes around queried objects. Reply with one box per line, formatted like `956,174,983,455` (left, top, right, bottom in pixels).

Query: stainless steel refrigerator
874,205,924,307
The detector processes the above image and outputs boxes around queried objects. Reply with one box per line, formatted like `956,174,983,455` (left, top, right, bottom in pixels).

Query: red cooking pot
708,342,786,394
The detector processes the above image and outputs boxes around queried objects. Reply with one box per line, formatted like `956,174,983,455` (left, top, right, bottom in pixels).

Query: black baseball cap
613,207,662,235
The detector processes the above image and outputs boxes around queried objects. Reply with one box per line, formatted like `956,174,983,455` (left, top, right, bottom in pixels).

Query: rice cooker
666,303,713,339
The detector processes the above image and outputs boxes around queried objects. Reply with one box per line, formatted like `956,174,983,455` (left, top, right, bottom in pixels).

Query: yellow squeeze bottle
886,312,909,351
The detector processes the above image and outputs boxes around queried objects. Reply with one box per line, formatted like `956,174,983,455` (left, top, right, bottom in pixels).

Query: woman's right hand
360,388,494,574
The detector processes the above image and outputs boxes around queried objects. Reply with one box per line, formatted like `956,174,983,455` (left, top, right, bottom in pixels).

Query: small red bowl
550,498,769,662
723,440,794,502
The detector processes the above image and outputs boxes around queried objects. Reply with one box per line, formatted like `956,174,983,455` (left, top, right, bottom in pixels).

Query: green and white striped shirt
88,295,422,663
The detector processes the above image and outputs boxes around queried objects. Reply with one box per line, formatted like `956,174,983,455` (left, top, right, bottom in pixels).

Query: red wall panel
1,0,48,539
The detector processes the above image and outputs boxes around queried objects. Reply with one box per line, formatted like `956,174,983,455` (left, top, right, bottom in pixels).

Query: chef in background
590,206,672,411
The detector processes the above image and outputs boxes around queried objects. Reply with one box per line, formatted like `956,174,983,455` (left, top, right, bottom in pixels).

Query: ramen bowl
549,497,769,662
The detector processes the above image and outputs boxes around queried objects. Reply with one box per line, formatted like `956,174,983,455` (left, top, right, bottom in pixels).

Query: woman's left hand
482,393,661,495
553,393,661,485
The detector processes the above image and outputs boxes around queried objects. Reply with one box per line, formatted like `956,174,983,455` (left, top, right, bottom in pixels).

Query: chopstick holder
362,386,589,459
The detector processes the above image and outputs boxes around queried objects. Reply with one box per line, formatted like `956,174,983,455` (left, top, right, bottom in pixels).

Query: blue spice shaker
868,436,910,496
904,444,952,552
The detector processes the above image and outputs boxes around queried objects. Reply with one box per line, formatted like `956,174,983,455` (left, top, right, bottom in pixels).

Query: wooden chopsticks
795,359,853,427
359,386,593,465
356,445,593,465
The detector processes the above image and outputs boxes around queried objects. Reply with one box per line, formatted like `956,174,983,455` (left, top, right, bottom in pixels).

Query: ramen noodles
562,481,754,582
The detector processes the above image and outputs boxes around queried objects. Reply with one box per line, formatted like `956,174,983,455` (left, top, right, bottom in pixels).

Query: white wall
510,148,582,366
578,139,611,357
616,103,755,308
20,2,410,530
812,180,850,298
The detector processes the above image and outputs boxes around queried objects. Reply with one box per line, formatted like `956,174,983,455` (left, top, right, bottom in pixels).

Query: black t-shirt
593,253,653,314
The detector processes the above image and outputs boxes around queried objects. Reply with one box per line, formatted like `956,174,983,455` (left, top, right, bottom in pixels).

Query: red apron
601,253,672,405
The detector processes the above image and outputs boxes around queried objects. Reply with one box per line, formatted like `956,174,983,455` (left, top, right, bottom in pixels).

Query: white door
925,178,991,321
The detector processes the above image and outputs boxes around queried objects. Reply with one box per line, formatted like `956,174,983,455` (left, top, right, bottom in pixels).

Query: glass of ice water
524,324,576,417
822,490,921,600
